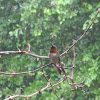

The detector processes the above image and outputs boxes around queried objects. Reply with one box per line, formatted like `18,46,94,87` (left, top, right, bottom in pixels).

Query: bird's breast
49,53,60,66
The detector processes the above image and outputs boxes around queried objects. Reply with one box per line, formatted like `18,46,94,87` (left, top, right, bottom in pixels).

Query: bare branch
60,44,85,90
71,40,76,79
60,9,99,57
25,52,49,59
0,63,51,75
5,79,65,100
0,51,48,59
59,65,76,69
72,40,76,66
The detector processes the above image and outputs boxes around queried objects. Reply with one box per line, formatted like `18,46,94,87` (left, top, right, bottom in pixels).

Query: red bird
49,45,62,75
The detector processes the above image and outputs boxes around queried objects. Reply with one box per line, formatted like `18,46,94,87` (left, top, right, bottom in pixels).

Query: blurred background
0,0,100,99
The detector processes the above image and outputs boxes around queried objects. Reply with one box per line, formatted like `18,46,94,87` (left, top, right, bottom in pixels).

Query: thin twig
71,40,76,79
59,65,76,69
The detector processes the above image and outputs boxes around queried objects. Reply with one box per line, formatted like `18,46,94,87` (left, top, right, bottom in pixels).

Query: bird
26,43,30,53
49,45,62,75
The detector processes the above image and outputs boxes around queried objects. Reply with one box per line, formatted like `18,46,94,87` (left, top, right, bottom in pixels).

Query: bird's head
50,45,59,53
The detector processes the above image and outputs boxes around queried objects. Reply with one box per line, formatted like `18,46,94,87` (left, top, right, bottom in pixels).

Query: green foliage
0,0,100,99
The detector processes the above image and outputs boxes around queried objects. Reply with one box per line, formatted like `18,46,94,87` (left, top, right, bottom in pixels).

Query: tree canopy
0,0,100,100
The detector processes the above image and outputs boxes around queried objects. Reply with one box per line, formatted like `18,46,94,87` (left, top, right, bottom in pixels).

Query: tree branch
5,79,65,100
0,51,48,59
60,9,100,57
0,63,51,75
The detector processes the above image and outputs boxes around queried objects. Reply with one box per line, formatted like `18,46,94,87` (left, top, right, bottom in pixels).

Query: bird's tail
54,65,62,75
